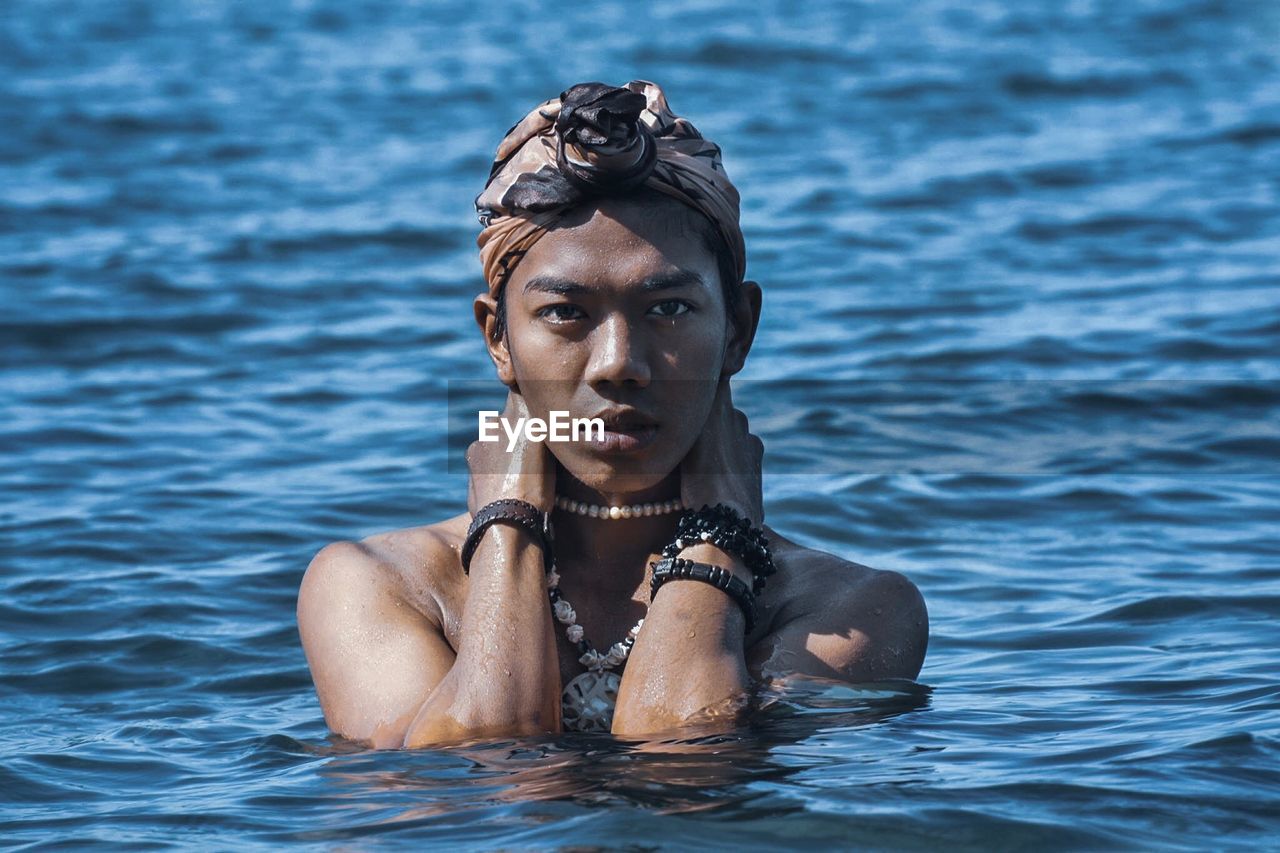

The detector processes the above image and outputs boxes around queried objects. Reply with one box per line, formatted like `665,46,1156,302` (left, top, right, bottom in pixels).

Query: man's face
489,193,737,494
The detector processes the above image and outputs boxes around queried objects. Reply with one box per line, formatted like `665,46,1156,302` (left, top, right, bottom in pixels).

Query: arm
298,389,563,749
612,556,930,735
297,540,458,749
403,387,563,747
611,542,753,735
401,524,560,747
612,377,764,737
298,527,560,750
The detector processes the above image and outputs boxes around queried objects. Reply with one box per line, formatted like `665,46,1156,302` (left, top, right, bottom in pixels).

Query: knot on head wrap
474,80,746,297
554,83,657,194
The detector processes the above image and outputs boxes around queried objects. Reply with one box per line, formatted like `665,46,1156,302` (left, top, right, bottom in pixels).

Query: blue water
3,0,1279,848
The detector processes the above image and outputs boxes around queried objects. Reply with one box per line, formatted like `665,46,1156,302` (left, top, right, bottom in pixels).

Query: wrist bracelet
461,499,555,575
649,556,757,635
662,503,776,595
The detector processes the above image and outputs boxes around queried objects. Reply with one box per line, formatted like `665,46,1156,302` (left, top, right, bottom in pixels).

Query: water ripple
2,0,1278,847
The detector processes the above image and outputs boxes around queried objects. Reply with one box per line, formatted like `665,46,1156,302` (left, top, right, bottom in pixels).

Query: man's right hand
466,388,556,515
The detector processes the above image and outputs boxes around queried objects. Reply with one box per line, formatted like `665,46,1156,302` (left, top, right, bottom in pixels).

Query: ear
473,292,518,388
721,279,762,378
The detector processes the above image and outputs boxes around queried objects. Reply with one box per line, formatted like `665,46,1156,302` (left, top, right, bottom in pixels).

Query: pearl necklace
554,494,685,520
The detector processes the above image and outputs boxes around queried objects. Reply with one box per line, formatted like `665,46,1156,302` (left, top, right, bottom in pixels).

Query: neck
551,468,682,595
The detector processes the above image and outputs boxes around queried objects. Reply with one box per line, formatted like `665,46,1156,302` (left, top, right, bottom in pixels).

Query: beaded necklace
548,494,684,732
554,494,684,519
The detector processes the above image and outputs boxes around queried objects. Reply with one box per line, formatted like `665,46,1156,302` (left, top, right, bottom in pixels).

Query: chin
556,454,676,496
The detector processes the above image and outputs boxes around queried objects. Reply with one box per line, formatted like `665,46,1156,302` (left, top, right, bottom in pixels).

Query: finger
695,379,728,436
501,387,529,421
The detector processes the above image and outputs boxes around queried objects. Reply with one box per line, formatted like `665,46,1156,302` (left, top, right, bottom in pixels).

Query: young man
297,80,928,749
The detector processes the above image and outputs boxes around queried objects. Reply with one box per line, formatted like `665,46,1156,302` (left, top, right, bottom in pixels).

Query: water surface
3,0,1279,848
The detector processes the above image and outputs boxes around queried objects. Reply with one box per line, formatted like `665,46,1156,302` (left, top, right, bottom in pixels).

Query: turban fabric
474,80,746,297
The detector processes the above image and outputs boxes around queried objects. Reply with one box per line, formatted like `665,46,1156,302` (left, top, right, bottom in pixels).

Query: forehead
508,194,718,291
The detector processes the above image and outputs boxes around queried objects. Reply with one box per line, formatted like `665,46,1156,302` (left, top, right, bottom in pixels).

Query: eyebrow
522,270,708,296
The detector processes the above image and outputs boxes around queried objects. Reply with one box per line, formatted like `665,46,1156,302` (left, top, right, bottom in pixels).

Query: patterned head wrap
474,80,746,297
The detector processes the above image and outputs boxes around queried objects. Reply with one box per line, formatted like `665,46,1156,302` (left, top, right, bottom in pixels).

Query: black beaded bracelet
461,498,555,576
661,503,776,595
649,556,757,635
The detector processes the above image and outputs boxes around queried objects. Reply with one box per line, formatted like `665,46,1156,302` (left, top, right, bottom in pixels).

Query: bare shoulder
751,527,929,683
299,512,470,628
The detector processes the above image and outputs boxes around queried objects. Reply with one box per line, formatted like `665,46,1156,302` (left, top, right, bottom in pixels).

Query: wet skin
297,189,929,748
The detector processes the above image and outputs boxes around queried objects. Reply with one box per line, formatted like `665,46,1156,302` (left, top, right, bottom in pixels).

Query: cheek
660,313,727,380
648,316,727,447
510,324,598,385
656,376,720,454
515,377,576,423
686,308,727,358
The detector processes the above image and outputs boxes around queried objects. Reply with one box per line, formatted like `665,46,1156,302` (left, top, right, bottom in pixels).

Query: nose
584,312,651,388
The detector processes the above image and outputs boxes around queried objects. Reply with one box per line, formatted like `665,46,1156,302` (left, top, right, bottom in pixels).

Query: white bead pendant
546,559,647,732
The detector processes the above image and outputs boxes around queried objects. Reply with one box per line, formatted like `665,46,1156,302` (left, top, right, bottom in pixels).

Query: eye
649,300,693,318
538,304,585,323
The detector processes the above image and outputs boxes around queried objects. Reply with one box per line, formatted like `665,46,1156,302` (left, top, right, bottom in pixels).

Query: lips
588,424,659,453
601,419,656,432
591,408,659,432
583,408,660,453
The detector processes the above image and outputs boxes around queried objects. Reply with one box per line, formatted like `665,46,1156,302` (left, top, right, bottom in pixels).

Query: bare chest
422,533,809,688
